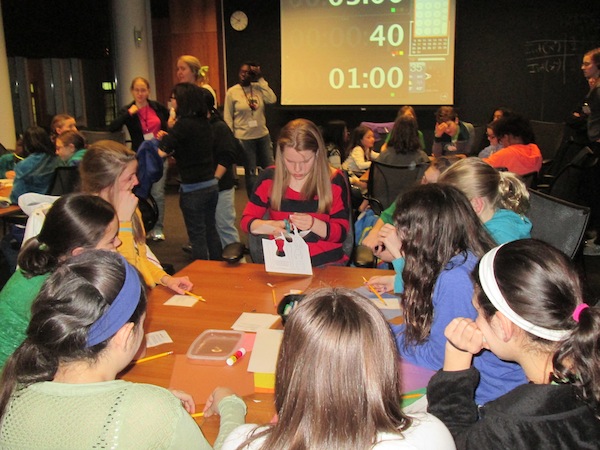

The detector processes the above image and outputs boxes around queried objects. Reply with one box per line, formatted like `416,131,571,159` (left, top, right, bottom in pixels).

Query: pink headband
572,304,589,323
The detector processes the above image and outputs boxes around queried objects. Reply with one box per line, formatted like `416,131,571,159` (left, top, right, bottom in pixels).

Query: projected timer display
280,0,455,105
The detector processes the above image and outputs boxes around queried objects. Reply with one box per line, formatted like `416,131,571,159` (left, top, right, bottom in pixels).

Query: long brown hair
439,157,529,215
79,140,144,243
395,184,495,345
271,119,333,213
241,288,411,449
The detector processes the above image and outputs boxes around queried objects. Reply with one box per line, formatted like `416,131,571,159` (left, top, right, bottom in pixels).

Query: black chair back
530,120,566,162
48,166,80,196
527,189,590,259
544,146,597,204
367,160,429,214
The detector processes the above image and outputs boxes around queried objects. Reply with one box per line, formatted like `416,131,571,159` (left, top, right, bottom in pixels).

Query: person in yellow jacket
80,140,192,293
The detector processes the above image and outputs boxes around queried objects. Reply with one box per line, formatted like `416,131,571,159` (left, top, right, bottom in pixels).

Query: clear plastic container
186,329,244,365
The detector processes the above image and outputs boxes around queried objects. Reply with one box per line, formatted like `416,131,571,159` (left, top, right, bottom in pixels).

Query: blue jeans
216,187,240,247
179,184,222,260
240,135,273,194
150,160,169,231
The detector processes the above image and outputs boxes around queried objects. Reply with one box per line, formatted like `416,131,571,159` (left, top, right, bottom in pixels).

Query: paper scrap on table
164,295,198,307
247,329,283,374
146,330,173,348
354,286,402,320
231,312,280,332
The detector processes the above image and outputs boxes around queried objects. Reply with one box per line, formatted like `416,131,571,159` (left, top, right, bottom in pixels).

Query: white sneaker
147,229,165,241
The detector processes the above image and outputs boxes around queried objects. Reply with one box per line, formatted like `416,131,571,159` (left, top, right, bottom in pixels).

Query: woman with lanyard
109,77,170,241
224,62,277,195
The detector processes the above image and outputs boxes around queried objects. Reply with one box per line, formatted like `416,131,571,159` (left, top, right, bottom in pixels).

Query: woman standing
224,62,277,194
109,77,170,241
176,55,218,107
160,83,221,261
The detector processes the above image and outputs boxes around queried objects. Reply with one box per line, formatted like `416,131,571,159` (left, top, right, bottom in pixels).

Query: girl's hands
115,190,138,222
289,213,314,231
374,223,402,261
170,389,195,414
203,387,237,417
128,104,139,116
161,275,193,294
367,275,394,293
442,318,485,372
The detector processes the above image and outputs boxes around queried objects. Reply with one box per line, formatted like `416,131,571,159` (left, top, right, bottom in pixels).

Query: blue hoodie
484,209,532,244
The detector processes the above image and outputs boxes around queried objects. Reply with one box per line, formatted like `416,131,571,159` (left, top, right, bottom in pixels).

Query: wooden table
0,184,20,217
120,260,395,444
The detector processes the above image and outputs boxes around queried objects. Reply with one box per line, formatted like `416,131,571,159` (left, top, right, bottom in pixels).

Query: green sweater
0,380,246,449
0,270,49,369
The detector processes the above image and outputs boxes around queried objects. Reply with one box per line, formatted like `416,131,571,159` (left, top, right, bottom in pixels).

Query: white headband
478,245,569,342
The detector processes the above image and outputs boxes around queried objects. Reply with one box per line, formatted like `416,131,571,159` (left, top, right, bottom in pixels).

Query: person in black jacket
427,239,600,449
159,83,221,261
200,88,242,248
109,77,170,241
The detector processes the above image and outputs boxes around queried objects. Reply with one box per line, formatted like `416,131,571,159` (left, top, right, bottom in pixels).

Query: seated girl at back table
9,126,59,204
79,140,192,294
0,250,246,449
222,288,455,450
342,124,378,189
428,239,600,448
368,184,527,404
438,157,531,244
0,194,120,369
241,118,350,266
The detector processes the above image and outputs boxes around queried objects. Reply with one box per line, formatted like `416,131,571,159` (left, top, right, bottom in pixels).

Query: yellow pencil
402,393,423,399
191,412,204,418
185,290,206,302
135,351,174,364
267,283,277,307
362,277,388,306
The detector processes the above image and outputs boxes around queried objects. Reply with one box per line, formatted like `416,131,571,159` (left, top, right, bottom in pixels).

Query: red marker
226,348,247,366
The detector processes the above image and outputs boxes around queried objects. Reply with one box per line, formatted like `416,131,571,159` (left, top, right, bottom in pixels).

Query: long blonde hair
79,140,145,243
271,119,333,213
439,157,529,215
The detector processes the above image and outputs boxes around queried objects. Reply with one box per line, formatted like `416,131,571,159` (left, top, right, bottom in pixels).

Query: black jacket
109,100,169,151
427,367,600,449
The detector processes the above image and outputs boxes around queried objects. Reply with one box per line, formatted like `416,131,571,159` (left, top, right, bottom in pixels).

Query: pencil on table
362,277,388,306
184,290,206,302
135,351,174,364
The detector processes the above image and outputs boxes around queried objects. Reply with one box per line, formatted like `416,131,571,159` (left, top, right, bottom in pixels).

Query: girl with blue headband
0,251,246,448
428,239,600,448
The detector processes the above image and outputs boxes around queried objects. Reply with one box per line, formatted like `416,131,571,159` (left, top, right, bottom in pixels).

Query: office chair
527,189,590,259
80,130,126,145
365,160,429,215
48,166,80,196
530,120,566,162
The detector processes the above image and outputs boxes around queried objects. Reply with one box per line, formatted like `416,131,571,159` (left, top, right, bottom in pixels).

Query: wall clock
230,10,248,31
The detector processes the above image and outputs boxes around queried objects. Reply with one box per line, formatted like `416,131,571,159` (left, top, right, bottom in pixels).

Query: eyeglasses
486,134,496,139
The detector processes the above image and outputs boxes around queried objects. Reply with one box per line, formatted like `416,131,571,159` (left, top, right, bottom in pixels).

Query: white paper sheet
145,330,173,347
164,295,198,307
231,312,280,332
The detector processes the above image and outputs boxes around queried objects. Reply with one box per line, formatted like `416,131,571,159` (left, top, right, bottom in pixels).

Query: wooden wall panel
152,0,222,106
